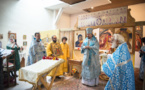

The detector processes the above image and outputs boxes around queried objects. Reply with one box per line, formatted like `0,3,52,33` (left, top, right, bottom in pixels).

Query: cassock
27,38,46,65
46,42,63,76
139,39,145,80
60,43,69,72
81,35,101,86
103,43,135,90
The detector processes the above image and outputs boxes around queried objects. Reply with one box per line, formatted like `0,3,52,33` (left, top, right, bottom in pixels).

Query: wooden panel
84,0,145,12
75,9,135,30
68,59,82,65
60,0,86,5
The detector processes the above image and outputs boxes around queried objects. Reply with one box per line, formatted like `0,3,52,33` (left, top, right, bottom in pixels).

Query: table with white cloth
19,59,64,90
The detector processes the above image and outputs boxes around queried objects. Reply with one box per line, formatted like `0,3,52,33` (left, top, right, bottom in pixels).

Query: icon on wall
115,27,134,53
74,30,86,50
23,41,27,46
8,33,16,39
0,34,3,39
99,29,113,50
23,35,27,40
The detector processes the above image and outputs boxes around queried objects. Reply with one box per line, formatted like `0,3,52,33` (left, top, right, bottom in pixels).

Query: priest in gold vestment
60,37,70,73
46,35,63,78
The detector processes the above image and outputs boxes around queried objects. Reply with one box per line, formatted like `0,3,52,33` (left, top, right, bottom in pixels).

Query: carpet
52,68,143,90
52,77,107,90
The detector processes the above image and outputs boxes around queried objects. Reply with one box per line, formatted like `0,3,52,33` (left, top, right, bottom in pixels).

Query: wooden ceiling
60,0,86,5
84,0,145,12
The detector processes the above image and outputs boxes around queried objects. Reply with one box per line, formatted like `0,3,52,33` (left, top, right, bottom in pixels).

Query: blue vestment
139,45,145,80
27,37,46,65
81,36,101,80
102,43,135,90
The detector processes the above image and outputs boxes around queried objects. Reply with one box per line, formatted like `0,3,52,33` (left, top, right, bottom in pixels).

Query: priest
81,28,101,86
60,37,70,74
46,35,63,78
102,34,135,90
27,32,46,65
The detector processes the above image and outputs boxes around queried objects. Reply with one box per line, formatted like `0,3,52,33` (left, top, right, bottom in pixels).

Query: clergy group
6,28,137,89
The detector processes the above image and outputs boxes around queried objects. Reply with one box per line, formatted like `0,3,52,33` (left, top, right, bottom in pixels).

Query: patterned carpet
52,77,107,90
52,68,143,90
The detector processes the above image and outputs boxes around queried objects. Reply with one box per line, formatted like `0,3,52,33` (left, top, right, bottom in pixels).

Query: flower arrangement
42,56,59,60
72,68,77,74
78,47,80,50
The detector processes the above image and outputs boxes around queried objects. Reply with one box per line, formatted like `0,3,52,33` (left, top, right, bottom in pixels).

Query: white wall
57,13,71,29
0,0,54,63
0,0,71,65
128,3,145,21
70,12,87,28
0,0,54,47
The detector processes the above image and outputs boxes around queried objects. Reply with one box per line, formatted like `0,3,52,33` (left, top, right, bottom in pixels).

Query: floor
4,68,143,90
134,68,143,90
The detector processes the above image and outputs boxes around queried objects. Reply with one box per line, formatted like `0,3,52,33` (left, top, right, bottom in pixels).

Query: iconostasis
73,7,136,66
38,7,141,67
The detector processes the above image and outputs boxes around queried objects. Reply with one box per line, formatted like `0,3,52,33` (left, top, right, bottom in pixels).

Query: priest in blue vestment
27,32,46,65
102,34,135,90
81,28,101,86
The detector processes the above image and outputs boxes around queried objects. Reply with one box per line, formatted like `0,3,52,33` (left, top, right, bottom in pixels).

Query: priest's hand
85,46,90,49
2,56,6,59
108,48,113,54
140,50,145,54
52,54,54,57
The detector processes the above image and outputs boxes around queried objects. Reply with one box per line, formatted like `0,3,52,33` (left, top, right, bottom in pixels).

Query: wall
128,3,145,21
70,12,87,29
0,0,54,48
0,0,54,65
0,0,71,50
0,0,71,65
57,13,71,29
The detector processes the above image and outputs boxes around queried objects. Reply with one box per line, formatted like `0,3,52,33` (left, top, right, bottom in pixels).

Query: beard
53,40,57,43
111,41,117,48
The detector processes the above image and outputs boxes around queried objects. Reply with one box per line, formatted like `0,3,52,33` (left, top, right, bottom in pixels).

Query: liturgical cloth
19,59,64,86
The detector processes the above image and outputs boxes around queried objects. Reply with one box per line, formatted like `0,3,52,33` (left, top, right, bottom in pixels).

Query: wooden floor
134,68,143,90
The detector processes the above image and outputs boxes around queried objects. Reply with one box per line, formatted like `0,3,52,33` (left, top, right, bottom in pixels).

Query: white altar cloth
19,59,64,87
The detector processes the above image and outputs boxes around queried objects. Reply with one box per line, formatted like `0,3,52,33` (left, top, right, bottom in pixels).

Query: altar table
19,59,64,90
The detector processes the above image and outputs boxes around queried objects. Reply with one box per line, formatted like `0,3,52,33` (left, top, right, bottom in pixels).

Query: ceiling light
91,7,94,9
108,0,112,3
70,5,73,7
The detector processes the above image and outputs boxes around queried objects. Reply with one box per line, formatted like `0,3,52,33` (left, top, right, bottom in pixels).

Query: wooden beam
60,0,86,5
48,65,60,90
135,21,145,26
84,0,145,12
